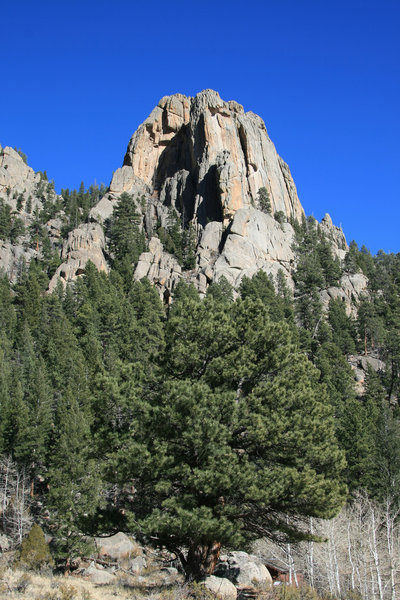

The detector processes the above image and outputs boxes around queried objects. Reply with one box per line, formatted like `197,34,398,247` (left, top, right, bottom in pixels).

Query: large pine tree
121,296,347,581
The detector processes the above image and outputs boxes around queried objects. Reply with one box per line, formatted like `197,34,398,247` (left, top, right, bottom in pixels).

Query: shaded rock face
116,89,304,227
0,240,37,282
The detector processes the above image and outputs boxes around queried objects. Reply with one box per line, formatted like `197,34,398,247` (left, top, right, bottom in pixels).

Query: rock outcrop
320,272,369,316
201,575,238,600
0,146,43,213
117,89,304,226
213,209,295,287
44,89,307,296
215,551,273,587
348,354,386,396
319,213,347,260
48,223,109,292
1,91,360,310
0,240,37,282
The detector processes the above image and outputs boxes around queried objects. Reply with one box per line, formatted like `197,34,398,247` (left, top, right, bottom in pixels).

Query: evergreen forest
1,191,400,597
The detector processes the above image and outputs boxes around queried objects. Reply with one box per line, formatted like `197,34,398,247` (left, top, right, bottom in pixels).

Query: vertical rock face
1,91,353,304
115,90,304,226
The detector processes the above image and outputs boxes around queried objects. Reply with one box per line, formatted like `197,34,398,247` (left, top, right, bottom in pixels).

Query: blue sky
1,0,399,254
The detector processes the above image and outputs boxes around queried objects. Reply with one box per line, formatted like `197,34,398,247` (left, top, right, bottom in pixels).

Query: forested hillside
1,190,400,596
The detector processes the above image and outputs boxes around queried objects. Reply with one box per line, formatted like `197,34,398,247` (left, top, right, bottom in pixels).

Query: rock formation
115,89,304,225
1,91,363,311
0,146,45,281
48,223,109,292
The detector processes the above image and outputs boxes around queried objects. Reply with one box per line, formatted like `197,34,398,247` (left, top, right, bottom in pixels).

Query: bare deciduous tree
0,456,32,546
253,492,400,600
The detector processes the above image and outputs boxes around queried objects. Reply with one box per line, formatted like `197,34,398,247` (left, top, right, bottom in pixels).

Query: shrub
257,187,272,213
274,210,286,224
16,524,54,571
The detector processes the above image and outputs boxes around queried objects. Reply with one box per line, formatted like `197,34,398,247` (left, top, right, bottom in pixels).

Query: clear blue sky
1,0,399,254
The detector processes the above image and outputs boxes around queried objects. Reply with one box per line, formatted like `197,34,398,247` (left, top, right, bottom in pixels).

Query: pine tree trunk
184,541,221,581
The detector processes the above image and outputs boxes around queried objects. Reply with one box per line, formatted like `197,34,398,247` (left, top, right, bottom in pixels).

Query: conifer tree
206,276,234,304
124,296,346,581
48,388,102,559
328,298,357,354
109,192,146,288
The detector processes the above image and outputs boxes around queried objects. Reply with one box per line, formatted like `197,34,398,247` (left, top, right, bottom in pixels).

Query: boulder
129,555,147,574
83,562,115,585
94,532,136,561
215,551,272,587
201,575,237,600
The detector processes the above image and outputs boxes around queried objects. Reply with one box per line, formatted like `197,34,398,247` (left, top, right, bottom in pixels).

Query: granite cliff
0,90,368,309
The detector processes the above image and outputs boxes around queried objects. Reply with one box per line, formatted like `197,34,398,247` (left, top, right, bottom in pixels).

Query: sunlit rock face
116,89,304,227
6,91,352,302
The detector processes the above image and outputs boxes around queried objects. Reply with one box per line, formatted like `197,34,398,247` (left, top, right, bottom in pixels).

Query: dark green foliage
344,240,361,273
108,192,146,288
60,181,106,235
357,297,386,355
48,389,103,558
206,276,233,304
170,280,200,307
257,186,272,213
0,198,25,241
317,239,342,286
2,188,400,577
156,209,197,269
127,296,346,579
182,222,197,269
292,216,345,353
16,524,53,570
274,210,286,224
314,342,376,491
328,298,357,354
240,270,289,323
0,274,16,337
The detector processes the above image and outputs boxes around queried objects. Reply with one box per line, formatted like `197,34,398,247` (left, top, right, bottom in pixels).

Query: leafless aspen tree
0,456,32,546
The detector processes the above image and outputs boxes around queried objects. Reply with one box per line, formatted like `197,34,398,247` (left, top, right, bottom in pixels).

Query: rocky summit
0,89,367,307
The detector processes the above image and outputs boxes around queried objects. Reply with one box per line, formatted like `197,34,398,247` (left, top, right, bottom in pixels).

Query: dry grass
0,566,190,600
